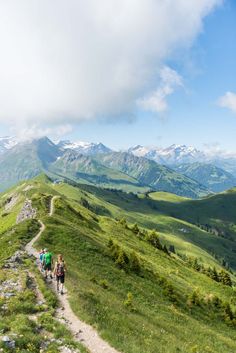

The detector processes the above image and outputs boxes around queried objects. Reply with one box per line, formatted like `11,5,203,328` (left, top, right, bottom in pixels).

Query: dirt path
25,220,45,257
25,196,122,353
49,195,57,216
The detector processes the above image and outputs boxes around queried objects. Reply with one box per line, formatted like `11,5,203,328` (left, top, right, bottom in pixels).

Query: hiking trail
25,196,122,353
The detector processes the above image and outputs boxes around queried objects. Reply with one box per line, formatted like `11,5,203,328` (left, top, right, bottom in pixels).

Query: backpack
56,261,65,276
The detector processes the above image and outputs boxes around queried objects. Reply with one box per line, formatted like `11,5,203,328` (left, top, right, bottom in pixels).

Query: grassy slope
3,178,236,352
173,162,236,193
20,180,236,353
55,183,236,269
95,152,209,198
0,180,87,353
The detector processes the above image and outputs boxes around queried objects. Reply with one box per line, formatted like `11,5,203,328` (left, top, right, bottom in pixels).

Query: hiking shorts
56,275,65,284
44,263,52,271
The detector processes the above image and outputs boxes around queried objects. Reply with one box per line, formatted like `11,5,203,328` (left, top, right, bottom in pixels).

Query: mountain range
0,136,236,195
0,136,209,198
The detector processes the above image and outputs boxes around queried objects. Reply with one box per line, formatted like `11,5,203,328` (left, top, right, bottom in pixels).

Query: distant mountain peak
0,136,18,154
57,139,112,155
128,143,206,165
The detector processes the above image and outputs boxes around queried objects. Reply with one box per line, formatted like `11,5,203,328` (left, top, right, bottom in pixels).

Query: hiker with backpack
54,254,66,295
42,248,53,279
39,249,45,272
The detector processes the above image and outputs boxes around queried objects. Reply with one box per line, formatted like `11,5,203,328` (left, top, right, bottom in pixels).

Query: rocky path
26,196,122,353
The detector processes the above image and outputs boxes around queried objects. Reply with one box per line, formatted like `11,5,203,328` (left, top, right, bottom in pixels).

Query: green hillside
2,176,236,352
173,163,236,192
95,152,209,198
0,137,61,191
49,149,149,193
0,181,86,353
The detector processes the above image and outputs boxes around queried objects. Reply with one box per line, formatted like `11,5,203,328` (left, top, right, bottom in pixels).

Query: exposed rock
3,250,26,269
16,199,37,224
1,336,16,349
4,194,19,211
23,185,34,192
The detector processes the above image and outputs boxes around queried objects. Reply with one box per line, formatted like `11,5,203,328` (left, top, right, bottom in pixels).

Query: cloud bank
0,0,221,129
137,66,183,113
218,91,236,114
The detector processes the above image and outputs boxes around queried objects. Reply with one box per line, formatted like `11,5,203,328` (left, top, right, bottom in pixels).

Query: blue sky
0,0,235,151
66,0,236,150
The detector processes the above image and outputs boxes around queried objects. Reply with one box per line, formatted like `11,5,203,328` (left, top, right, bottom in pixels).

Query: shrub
118,218,128,228
107,238,114,248
99,279,109,289
115,249,129,269
188,290,201,306
222,302,234,321
124,292,134,309
169,245,176,254
218,270,232,287
163,245,169,255
163,283,177,303
130,251,141,274
131,223,140,234
146,231,162,250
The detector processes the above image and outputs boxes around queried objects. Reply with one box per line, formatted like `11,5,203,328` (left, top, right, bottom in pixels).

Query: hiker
54,254,66,295
43,248,53,279
39,249,45,272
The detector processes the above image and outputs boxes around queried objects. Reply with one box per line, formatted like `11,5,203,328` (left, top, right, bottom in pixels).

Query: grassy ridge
31,181,236,353
2,178,236,352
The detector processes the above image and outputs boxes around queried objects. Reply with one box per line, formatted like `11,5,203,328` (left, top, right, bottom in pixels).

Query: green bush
124,292,134,310
146,230,162,250
129,251,141,274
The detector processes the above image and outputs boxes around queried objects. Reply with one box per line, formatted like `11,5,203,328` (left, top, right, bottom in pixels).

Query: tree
192,258,201,272
222,302,234,321
169,245,176,254
163,245,169,255
132,223,139,234
219,270,232,287
119,218,128,228
147,230,162,250
211,267,219,282
108,238,114,248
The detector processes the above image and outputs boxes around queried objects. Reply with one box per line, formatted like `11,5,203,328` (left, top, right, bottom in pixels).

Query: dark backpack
56,261,65,276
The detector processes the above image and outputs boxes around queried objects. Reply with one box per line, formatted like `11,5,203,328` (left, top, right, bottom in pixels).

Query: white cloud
203,142,236,158
137,66,183,113
10,124,72,142
218,91,236,113
0,0,221,128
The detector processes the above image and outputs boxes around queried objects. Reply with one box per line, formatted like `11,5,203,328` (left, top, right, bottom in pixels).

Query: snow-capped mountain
128,144,207,165
156,144,207,164
57,140,112,155
0,136,18,154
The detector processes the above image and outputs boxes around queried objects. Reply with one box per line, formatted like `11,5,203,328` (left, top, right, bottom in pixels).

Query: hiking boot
61,290,63,295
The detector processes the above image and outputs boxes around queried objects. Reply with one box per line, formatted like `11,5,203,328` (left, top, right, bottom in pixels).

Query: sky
0,0,235,151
